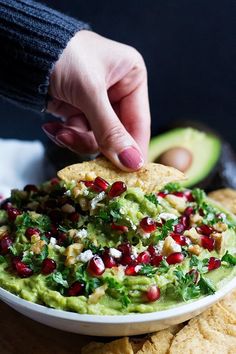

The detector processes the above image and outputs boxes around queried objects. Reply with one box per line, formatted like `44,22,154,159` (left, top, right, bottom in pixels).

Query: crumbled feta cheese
65,190,71,196
77,249,94,263
109,248,122,259
159,213,178,221
138,228,151,239
54,245,62,250
50,237,57,246
131,246,138,258
90,191,105,210
134,265,142,273
83,189,89,196
76,229,88,239
156,241,164,253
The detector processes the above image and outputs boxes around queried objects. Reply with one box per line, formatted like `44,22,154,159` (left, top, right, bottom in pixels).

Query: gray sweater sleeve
0,0,90,111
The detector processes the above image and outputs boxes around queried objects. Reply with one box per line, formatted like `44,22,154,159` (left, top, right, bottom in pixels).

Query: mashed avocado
0,180,236,315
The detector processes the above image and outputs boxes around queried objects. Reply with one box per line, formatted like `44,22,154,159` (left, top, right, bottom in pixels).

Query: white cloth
0,139,47,199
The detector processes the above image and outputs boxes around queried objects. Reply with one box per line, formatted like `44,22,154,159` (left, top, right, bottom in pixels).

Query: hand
42,30,150,171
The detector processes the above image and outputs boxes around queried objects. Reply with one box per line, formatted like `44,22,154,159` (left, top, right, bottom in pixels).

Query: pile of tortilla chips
58,159,236,354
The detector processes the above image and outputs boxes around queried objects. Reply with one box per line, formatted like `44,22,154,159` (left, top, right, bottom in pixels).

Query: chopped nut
88,284,108,304
31,240,46,254
85,172,96,180
0,225,9,238
79,197,89,211
190,213,203,226
31,234,40,243
162,235,182,256
211,232,223,252
64,243,84,266
61,203,75,214
165,194,186,213
188,244,201,256
213,222,228,232
184,227,201,244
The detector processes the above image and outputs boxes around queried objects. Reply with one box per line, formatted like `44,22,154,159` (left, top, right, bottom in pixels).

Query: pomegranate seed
23,184,38,193
108,181,127,198
50,177,60,185
41,258,57,275
57,232,68,246
11,256,22,269
140,217,157,233
79,180,94,188
146,285,160,302
118,242,132,255
1,200,12,211
188,269,200,284
119,254,133,266
157,192,166,198
174,223,185,234
102,253,117,268
166,252,184,265
69,212,80,223
48,210,63,224
208,257,221,271
184,191,194,202
151,254,163,266
147,245,157,257
111,223,128,233
201,235,215,251
199,208,204,216
179,215,189,230
171,233,187,246
184,207,194,216
0,235,13,255
15,261,33,278
87,255,105,276
197,225,213,236
68,281,85,296
125,265,139,276
7,207,21,221
92,176,109,192
173,191,184,198
137,251,151,264
25,227,40,240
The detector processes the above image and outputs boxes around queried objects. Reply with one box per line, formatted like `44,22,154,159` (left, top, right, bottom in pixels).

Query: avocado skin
202,142,236,192
149,122,236,192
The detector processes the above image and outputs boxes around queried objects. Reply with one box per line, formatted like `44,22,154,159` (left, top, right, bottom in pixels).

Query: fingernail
42,122,62,138
56,133,71,147
118,147,144,170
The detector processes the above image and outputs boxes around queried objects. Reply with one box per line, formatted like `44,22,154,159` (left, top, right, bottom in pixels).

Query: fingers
81,91,144,171
119,80,151,161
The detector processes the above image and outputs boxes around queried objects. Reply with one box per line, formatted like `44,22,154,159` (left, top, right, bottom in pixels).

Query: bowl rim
1,276,236,324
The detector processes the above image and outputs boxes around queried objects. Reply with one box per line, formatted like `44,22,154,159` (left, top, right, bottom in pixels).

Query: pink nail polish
118,147,144,170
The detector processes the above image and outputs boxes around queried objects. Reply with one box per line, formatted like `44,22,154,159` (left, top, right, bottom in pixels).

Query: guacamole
0,179,236,315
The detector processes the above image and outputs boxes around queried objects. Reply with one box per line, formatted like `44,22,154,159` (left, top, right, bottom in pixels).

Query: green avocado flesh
148,128,221,188
0,180,236,315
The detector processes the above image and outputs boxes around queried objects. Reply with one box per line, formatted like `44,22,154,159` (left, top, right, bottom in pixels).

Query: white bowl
1,277,236,337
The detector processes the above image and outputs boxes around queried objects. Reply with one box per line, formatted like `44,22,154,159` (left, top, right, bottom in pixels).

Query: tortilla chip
58,157,185,193
220,289,236,319
81,337,134,354
208,188,236,214
169,302,236,353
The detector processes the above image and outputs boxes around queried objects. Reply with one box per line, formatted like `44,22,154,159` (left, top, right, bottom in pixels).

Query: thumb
83,92,144,171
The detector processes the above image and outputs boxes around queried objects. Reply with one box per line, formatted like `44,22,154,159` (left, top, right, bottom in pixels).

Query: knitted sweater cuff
0,0,90,111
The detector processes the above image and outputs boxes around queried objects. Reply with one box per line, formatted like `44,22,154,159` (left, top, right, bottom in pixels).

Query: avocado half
148,127,222,189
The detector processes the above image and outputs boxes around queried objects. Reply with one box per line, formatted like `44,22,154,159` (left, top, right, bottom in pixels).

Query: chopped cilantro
198,276,216,295
144,194,159,206
159,218,178,240
162,182,182,193
49,271,69,288
22,245,49,272
97,209,110,222
9,244,18,256
139,264,158,277
58,225,69,233
174,268,201,301
157,260,169,274
221,251,236,266
0,255,5,264
189,255,208,273
105,276,131,308
192,188,205,206
75,264,101,295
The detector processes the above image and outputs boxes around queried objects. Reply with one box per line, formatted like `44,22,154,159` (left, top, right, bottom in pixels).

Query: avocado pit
156,147,192,172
